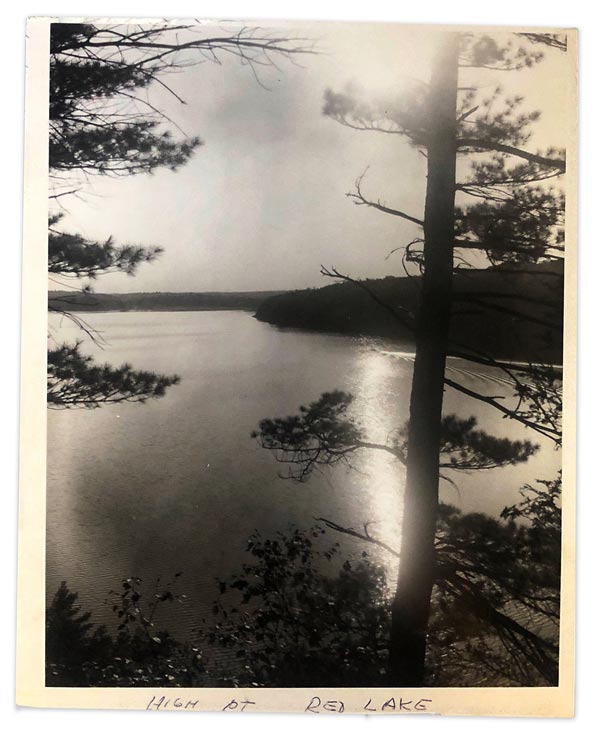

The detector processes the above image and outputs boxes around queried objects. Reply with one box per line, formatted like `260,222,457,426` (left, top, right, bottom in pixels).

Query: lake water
47,310,561,638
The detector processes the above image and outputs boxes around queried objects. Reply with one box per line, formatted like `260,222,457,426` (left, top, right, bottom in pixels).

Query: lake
47,310,560,638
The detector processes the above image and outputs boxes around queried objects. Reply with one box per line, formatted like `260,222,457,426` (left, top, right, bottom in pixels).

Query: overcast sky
52,22,569,293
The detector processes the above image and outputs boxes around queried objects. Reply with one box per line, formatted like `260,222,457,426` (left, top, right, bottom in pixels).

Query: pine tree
47,21,311,407
255,30,567,685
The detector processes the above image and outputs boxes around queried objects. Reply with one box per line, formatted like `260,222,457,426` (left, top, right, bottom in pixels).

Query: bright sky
52,22,569,293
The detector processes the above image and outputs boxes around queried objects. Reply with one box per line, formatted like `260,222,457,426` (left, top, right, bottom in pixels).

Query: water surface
47,310,560,636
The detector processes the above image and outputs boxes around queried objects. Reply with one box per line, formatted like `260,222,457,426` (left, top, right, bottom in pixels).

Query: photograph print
21,16,577,712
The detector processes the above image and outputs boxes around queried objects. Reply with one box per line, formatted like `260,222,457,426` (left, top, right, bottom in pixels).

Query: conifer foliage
256,31,567,684
47,21,308,407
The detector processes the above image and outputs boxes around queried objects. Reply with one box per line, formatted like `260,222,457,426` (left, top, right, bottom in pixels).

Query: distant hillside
254,262,564,364
48,290,285,313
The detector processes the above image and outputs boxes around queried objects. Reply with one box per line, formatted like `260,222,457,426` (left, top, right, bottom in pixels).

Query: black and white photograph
15,14,577,715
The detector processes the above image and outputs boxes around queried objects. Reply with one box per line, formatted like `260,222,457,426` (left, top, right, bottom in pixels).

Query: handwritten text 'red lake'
145,694,434,713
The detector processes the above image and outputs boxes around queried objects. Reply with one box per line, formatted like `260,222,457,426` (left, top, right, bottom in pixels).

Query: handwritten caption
145,694,433,714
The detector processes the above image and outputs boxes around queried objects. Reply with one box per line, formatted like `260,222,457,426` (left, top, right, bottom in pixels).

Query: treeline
48,290,284,313
254,262,564,364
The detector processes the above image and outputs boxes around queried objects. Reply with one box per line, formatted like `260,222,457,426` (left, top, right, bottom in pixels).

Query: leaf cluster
454,187,565,264
430,475,561,685
49,23,203,179
49,214,162,278
47,342,180,408
252,390,364,481
459,34,545,71
198,526,391,687
254,391,539,481
46,574,204,687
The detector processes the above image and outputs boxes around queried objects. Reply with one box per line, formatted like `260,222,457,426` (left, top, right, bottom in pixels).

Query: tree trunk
388,34,459,686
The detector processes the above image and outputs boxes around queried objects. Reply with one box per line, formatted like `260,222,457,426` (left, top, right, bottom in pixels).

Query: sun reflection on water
348,346,412,573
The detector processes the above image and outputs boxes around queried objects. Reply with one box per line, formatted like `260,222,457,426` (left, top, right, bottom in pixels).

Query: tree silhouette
46,474,561,688
255,30,567,685
48,22,311,186
47,343,180,407
254,396,561,685
253,391,538,481
47,21,311,407
46,575,203,686
46,581,113,684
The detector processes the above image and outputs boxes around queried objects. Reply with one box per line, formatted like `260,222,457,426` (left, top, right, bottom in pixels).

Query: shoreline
48,308,564,370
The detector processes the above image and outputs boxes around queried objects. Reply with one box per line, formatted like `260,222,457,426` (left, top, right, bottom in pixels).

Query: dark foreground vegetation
255,262,563,364
47,474,560,688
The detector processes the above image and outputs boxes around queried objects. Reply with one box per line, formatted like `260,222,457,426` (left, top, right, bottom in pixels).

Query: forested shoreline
254,261,564,364
48,290,284,313
50,259,563,365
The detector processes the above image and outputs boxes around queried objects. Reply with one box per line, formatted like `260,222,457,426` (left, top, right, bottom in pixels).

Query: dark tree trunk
388,34,459,686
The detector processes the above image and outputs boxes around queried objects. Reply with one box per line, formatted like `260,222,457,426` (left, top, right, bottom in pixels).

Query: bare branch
320,264,415,333
347,171,424,227
443,376,561,443
314,516,400,558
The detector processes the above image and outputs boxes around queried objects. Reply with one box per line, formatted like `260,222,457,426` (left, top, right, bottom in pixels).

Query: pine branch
457,139,566,172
